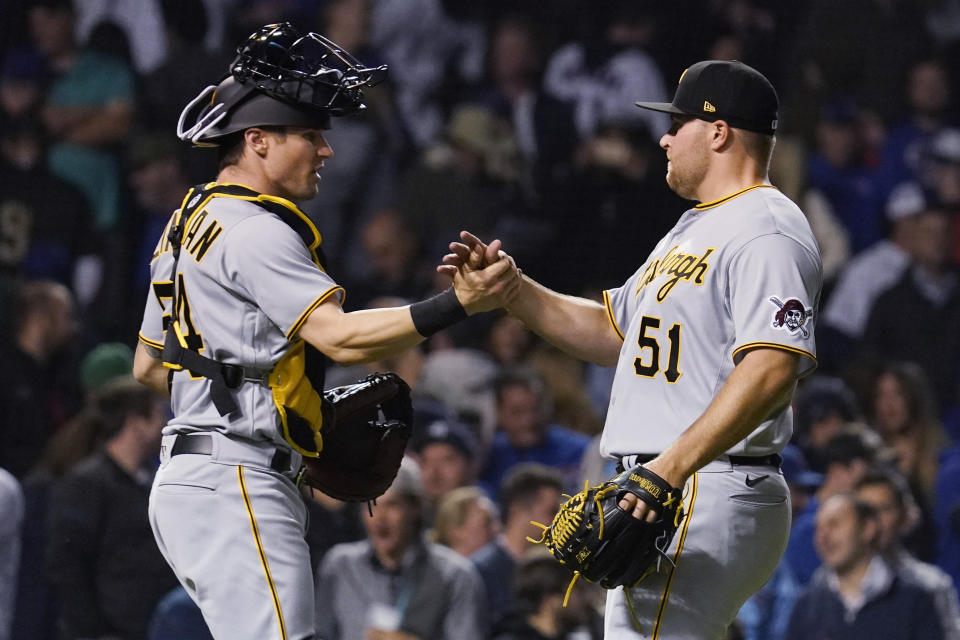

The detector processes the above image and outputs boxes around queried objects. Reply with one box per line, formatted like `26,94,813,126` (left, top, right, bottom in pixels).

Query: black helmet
178,22,387,146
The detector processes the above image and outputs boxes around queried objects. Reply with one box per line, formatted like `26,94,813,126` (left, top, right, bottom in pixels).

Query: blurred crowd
2,0,960,639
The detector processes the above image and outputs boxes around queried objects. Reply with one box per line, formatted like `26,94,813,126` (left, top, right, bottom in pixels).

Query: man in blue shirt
480,368,589,498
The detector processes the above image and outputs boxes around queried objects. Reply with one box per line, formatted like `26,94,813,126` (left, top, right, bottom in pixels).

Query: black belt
170,434,293,474
617,452,782,474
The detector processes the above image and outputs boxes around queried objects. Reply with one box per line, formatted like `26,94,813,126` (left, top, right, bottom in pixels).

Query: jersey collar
694,184,777,211
202,182,327,269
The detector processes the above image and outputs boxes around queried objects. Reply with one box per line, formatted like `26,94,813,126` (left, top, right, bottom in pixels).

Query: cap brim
634,101,688,115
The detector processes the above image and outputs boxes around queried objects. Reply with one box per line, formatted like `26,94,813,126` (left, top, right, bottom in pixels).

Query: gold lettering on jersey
188,220,223,262
178,209,223,262
182,210,209,248
635,245,715,302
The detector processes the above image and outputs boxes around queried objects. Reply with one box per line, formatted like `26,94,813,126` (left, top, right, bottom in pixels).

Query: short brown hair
739,130,775,173
217,132,245,170
91,376,163,442
216,126,288,170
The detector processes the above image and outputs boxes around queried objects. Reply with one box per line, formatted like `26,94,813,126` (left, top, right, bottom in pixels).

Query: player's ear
245,127,270,157
710,120,731,151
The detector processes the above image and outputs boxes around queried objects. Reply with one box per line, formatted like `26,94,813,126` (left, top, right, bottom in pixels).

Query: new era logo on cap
636,60,779,135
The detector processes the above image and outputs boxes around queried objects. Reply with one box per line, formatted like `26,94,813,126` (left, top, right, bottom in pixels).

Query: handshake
436,230,523,316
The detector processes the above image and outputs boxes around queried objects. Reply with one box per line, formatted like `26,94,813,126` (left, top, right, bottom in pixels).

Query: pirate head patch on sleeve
769,296,814,338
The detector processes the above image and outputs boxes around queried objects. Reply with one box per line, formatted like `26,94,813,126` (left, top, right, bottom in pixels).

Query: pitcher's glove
530,464,685,594
299,372,413,502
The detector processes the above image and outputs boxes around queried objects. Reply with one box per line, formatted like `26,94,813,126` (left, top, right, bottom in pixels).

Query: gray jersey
139,190,343,446
600,185,821,458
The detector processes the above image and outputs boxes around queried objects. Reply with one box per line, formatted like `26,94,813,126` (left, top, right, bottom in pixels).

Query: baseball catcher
529,464,685,602
134,20,517,639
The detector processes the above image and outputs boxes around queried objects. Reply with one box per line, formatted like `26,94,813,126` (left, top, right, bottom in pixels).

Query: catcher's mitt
529,464,685,599
298,372,413,502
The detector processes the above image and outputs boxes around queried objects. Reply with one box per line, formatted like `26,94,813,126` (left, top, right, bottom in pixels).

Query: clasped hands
439,231,522,314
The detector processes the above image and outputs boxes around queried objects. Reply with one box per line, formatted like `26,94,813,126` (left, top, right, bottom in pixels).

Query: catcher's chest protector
161,182,331,456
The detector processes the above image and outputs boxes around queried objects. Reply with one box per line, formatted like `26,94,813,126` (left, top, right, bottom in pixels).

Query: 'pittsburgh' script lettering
635,245,715,302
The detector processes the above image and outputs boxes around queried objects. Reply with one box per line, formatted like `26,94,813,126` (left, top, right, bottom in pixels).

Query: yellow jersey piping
652,472,698,639
238,466,288,640
138,333,164,349
603,290,625,341
694,184,777,210
203,183,323,251
731,342,817,366
286,285,344,339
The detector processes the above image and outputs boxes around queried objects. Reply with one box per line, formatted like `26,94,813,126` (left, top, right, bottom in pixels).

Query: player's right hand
436,230,502,277
450,243,521,314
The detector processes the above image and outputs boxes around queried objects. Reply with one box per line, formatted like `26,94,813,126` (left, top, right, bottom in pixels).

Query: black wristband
410,287,468,337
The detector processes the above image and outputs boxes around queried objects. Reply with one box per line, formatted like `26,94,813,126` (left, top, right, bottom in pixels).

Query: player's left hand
619,456,686,522
451,243,521,314
437,230,503,277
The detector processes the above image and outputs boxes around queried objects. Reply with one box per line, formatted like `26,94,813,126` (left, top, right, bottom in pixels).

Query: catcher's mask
177,22,387,146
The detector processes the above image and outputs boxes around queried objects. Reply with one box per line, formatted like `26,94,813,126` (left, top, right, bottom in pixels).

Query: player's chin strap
161,184,270,416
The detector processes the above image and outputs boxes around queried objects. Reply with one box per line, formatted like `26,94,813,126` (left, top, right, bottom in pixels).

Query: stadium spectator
780,0,928,141
140,0,230,132
542,1,669,140
0,116,100,308
804,98,886,257
820,182,929,366
492,552,602,640
480,368,589,497
856,468,960,639
471,464,563,627
860,208,960,411
303,488,366,578
922,128,960,263
46,377,177,640
71,0,167,74
550,120,684,292
342,209,434,310
431,486,500,558
410,419,480,509
398,104,526,264
475,15,577,207
369,0,485,148
866,362,950,511
126,133,194,297
0,281,79,479
30,0,135,232
314,458,487,640
791,375,861,473
877,58,955,199
784,425,888,585
485,314,536,368
299,0,399,269
0,48,46,120
786,493,945,640
417,348,500,448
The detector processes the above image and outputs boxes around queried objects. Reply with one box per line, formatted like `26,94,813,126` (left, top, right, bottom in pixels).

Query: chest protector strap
161,183,331,457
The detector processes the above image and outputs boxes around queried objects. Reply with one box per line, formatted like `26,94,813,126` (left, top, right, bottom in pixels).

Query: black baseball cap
410,419,479,461
635,60,779,135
